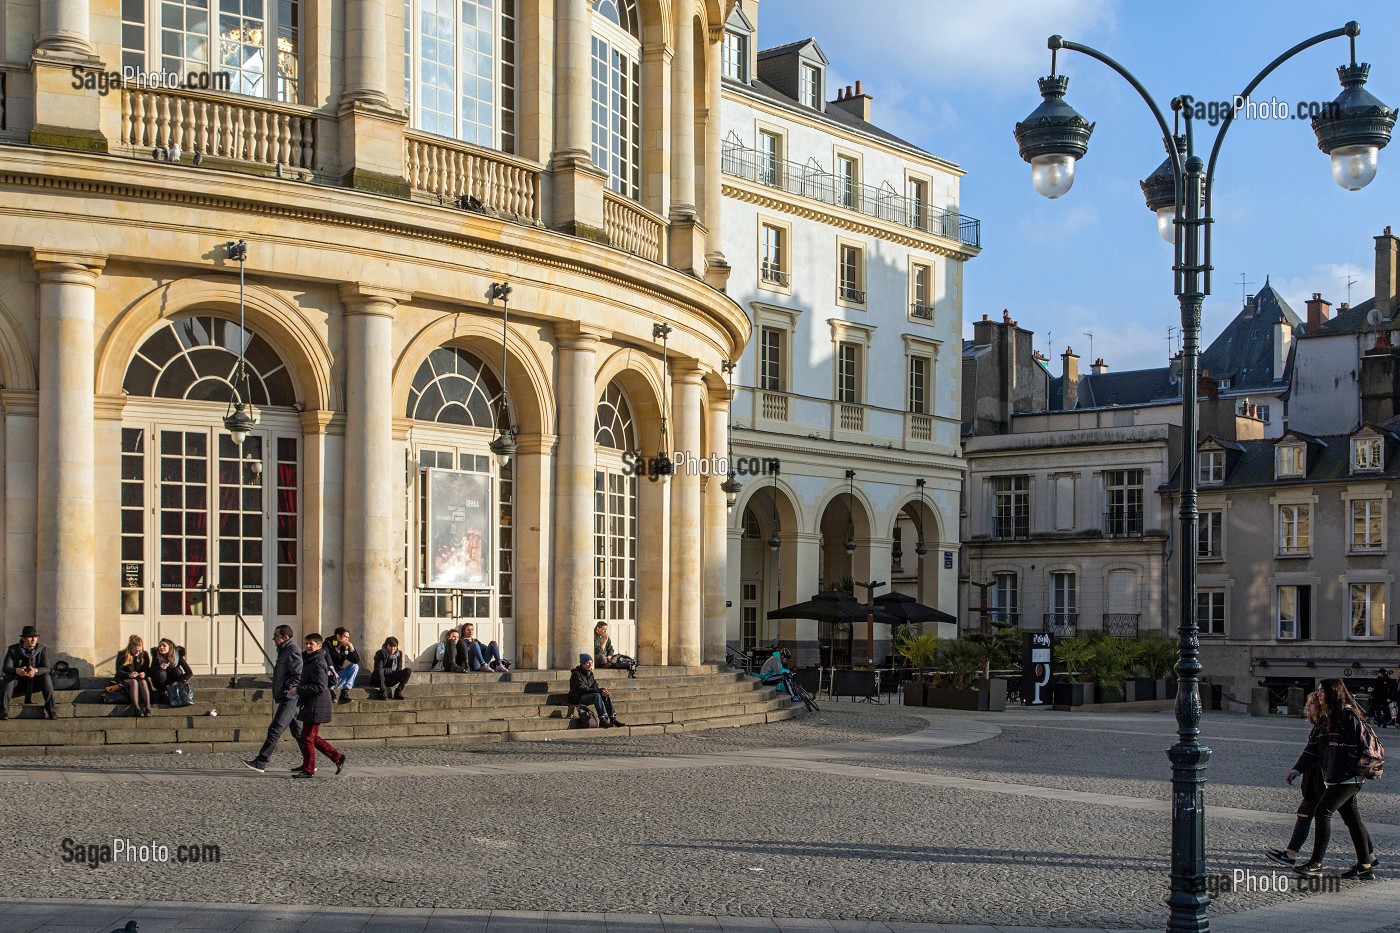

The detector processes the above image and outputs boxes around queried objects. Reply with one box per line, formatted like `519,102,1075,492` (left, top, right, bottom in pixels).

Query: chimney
1243,293,1258,317
1198,371,1219,401
1376,226,1398,317
1305,292,1331,332
1274,317,1293,380
1060,347,1080,410
1360,339,1400,423
830,78,874,122
1169,351,1183,386
1091,358,1109,376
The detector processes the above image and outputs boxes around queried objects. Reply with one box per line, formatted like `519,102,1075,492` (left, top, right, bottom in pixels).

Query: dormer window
1353,436,1383,472
1198,450,1224,484
1276,444,1306,479
722,30,748,81
799,63,822,108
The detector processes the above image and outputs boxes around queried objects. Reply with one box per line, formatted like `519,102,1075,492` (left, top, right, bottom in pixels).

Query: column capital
32,250,106,283
554,321,610,349
0,389,39,416
339,283,411,315
707,24,725,44
301,409,341,435
516,433,559,457
670,359,705,384
707,384,734,406
93,394,127,421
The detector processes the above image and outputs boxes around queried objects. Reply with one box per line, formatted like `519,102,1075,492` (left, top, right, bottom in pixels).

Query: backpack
1357,717,1386,780
575,705,600,729
167,682,194,708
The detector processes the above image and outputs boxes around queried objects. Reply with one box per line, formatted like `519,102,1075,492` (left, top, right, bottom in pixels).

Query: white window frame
834,152,860,210
756,127,785,188
1353,436,1384,472
910,261,934,321
590,2,643,200
1277,503,1311,556
1198,509,1224,560
1276,443,1306,478
905,174,929,231
721,29,748,81
1197,589,1226,636
1351,497,1385,552
759,326,785,393
1197,450,1224,485
828,319,873,408
991,571,1018,624
1276,584,1312,641
837,239,866,306
1050,571,1077,616
758,218,791,292
1349,582,1387,640
992,476,1030,540
907,355,929,415
753,303,799,398
799,62,821,108
836,341,861,404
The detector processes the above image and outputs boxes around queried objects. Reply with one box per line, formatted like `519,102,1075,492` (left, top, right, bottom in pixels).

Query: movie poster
425,469,492,589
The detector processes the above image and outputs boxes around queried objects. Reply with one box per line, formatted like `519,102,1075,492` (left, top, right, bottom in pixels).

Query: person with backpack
149,638,192,705
1289,679,1380,878
1266,691,1325,867
568,654,626,728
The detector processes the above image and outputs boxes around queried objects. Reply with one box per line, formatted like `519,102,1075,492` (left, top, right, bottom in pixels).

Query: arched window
119,1,301,102
594,380,638,640
406,346,507,428
595,381,637,450
123,315,296,405
403,0,517,151
590,0,642,200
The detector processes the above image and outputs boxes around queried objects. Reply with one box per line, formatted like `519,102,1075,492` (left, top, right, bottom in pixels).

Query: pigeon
110,922,139,933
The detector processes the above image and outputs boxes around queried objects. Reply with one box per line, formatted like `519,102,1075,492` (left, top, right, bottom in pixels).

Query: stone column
343,0,391,107
668,362,703,665
552,323,605,667
340,285,409,656
702,387,731,663
549,0,608,237
339,0,408,195
299,410,338,637
33,250,105,669
702,25,730,288
669,9,696,215
2,391,39,651
515,433,556,669
37,0,94,57
31,0,105,152
781,531,823,667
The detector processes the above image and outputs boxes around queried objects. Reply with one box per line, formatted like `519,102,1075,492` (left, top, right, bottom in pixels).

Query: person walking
244,625,302,773
1371,669,1395,728
1290,679,1378,878
1266,690,1326,867
1,625,56,720
292,633,346,779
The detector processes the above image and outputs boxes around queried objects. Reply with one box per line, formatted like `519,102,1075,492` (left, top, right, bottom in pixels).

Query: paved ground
4,702,1400,931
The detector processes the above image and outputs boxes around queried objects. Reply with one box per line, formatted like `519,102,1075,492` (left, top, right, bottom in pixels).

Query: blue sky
759,0,1400,372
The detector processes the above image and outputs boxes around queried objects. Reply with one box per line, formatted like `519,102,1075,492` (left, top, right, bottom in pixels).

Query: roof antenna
1083,331,1093,363
1238,272,1253,305
1166,326,1177,358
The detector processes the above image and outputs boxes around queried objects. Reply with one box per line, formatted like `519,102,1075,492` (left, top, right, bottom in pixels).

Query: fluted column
702,386,731,663
340,285,409,656
668,362,704,665
34,250,105,668
702,25,730,287
552,323,605,667
343,0,391,107
37,0,94,57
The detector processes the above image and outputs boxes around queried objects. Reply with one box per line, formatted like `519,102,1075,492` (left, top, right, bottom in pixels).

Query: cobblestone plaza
6,706,1400,931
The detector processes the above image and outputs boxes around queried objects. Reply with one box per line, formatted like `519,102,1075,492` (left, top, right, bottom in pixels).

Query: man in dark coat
292,633,345,778
1,625,56,720
244,624,302,772
372,637,412,700
325,628,360,705
568,654,626,728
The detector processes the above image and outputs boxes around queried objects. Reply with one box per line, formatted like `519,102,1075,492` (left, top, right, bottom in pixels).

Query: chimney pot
1305,293,1332,332
1376,229,1399,317
982,313,988,321
855,80,863,95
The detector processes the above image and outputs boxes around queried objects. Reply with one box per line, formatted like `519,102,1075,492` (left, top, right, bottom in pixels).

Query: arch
595,381,638,450
97,276,335,411
123,315,297,406
0,297,35,391
813,482,875,541
394,312,553,437
405,346,507,428
733,474,802,534
593,347,665,450
886,491,948,545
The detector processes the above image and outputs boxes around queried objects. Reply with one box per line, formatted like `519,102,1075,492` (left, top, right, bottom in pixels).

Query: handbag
51,660,80,691
167,682,194,707
103,684,130,704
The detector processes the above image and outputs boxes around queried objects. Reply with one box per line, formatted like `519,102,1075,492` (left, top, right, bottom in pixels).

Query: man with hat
568,654,626,728
2,625,56,720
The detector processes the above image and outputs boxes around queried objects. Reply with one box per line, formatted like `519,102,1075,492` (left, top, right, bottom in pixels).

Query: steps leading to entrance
0,666,806,756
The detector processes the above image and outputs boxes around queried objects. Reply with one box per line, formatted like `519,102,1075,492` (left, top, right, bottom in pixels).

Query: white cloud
1016,204,1099,242
1267,262,1372,318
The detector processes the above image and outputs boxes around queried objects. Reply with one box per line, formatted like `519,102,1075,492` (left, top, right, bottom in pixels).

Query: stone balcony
733,385,960,452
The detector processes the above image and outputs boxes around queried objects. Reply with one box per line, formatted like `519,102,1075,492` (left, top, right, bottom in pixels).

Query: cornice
722,181,979,261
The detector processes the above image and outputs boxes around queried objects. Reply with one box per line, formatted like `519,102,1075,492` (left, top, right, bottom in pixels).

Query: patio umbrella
874,591,958,626
767,591,898,667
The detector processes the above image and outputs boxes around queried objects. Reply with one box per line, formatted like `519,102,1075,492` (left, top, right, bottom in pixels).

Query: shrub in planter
935,639,984,690
1082,638,1133,703
895,631,938,706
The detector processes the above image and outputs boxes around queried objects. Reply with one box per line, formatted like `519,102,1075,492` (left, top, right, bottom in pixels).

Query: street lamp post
1013,22,1393,933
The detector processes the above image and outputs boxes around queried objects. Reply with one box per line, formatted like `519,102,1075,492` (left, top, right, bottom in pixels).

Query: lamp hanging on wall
486,281,516,467
719,360,741,510
768,471,781,552
914,478,929,558
222,239,258,446
652,323,674,479
844,469,857,554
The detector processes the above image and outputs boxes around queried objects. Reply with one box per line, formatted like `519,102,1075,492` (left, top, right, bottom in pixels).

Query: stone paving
4,703,1400,931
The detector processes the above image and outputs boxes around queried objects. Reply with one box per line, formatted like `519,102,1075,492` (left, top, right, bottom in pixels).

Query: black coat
568,665,601,703
373,648,405,677
3,642,49,678
296,649,334,724
115,650,151,683
1294,708,1367,783
326,640,360,672
151,648,192,687
271,639,303,702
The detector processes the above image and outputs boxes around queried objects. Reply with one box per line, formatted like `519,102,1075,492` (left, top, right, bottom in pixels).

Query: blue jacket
271,639,302,703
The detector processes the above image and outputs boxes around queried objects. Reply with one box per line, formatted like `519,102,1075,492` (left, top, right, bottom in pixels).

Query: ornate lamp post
1014,22,1393,932
652,324,674,479
486,281,516,467
720,360,742,511
222,240,257,446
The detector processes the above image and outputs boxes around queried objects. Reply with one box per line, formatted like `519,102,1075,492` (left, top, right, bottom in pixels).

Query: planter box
1052,681,1095,708
924,686,982,710
976,678,1008,712
903,681,928,706
1124,677,1157,702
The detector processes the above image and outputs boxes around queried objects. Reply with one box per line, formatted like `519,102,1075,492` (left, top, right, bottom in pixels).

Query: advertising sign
425,468,492,589
1021,631,1053,706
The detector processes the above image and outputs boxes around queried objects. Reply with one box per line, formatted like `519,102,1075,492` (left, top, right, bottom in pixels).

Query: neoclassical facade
0,0,745,674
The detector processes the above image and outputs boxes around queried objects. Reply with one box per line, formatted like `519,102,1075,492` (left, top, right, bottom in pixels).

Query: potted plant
924,639,987,710
1052,637,1097,707
895,630,938,706
1135,636,1179,700
1082,637,1133,703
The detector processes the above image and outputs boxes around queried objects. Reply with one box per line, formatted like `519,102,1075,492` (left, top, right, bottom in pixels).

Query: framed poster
425,468,492,589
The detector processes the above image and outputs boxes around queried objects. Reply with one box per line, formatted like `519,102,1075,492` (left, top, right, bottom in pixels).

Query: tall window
799,63,821,108
757,130,783,187
991,572,1018,624
1276,443,1306,478
759,327,784,392
907,356,928,414
910,262,933,319
1104,469,1144,536
1197,590,1225,636
836,342,860,404
721,30,747,81
1354,436,1384,472
595,382,639,634
1198,510,1223,559
759,223,787,287
835,155,858,209
1352,498,1384,551
1351,583,1387,639
1198,450,1224,484
591,0,642,199
907,178,928,229
1277,503,1311,556
838,243,864,303
122,0,302,102
992,475,1030,539
405,0,517,149
1050,571,1076,619
1277,584,1312,640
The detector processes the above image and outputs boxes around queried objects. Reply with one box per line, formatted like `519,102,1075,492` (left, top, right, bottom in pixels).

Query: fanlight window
595,382,637,451
407,347,507,427
123,315,295,405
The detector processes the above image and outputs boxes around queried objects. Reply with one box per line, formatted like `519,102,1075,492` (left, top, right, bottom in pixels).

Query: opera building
0,0,743,674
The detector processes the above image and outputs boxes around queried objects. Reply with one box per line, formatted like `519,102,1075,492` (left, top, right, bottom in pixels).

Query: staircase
0,666,803,757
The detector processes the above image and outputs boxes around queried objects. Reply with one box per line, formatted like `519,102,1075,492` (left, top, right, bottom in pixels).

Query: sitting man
435,629,470,673
1,626,56,720
372,637,413,700
461,623,508,673
568,654,626,728
758,648,802,702
325,627,361,704
592,622,638,679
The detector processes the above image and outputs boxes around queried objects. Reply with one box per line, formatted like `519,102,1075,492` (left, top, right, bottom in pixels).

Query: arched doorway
817,488,873,666
119,314,301,673
594,380,639,656
402,345,514,665
892,493,941,609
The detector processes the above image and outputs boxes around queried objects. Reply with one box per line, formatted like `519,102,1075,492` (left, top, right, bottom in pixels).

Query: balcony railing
993,517,1030,540
760,391,789,422
838,284,866,304
603,191,665,264
983,610,1020,627
838,403,865,432
737,386,958,448
910,302,935,321
1104,613,1140,638
1044,613,1079,638
120,86,318,174
1104,508,1145,537
404,130,541,221
722,141,981,248
908,414,933,441
760,263,790,287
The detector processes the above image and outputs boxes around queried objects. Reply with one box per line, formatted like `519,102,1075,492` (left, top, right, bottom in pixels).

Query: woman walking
1266,691,1324,867
1289,679,1378,878
292,633,346,779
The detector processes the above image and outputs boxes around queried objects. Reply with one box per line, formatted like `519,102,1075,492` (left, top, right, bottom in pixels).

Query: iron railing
838,284,866,303
983,610,1020,626
722,141,981,248
1044,613,1079,638
1104,613,1140,638
993,515,1030,540
760,263,790,287
910,302,935,321
1104,507,1145,537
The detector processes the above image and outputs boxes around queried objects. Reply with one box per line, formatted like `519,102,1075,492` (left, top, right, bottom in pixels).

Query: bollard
1287,686,1306,717
1249,686,1270,717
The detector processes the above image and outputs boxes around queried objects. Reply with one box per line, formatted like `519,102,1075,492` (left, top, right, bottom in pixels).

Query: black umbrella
874,591,958,625
768,591,898,668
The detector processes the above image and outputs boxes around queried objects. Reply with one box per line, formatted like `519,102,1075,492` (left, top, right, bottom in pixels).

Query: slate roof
1198,279,1299,391
1049,365,1180,410
738,77,923,151
1195,428,1400,490
758,39,816,60
1303,295,1400,337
